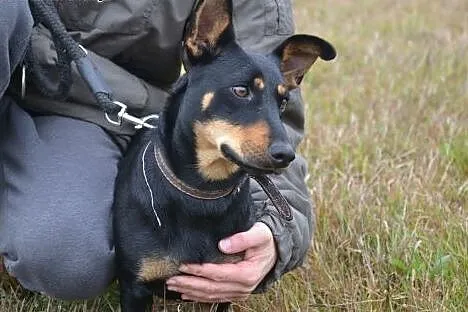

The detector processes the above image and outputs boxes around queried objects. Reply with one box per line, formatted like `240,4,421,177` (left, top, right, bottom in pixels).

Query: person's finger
180,292,250,303
219,222,272,254
176,262,261,285
166,275,252,294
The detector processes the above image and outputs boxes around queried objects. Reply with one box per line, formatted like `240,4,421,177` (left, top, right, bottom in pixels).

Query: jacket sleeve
232,0,315,292
0,0,32,97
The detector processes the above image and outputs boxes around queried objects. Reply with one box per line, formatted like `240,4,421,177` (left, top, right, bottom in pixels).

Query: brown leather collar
152,136,239,200
152,129,293,220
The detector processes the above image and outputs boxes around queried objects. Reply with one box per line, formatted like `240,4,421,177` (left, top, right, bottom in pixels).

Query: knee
5,240,115,300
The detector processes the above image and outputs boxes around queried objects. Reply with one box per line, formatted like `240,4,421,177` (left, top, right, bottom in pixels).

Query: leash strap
27,0,156,129
73,47,113,106
250,175,293,221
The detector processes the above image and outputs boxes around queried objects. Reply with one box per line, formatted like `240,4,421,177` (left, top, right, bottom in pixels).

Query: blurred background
1,0,466,311
253,0,467,311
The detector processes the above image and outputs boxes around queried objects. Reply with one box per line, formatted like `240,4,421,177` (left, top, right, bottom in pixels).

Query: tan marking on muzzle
277,84,287,97
194,120,240,181
254,77,265,90
201,92,215,111
194,120,270,180
137,258,179,282
239,122,270,158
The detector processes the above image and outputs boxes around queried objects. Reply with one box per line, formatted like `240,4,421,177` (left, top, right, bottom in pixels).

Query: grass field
1,0,467,311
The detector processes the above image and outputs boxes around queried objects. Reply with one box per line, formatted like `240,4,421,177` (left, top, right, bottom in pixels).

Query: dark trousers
1,0,118,300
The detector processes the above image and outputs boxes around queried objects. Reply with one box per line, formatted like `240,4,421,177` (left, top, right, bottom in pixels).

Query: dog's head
173,0,335,181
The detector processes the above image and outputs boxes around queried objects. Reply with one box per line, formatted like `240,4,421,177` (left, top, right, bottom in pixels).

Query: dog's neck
157,77,246,193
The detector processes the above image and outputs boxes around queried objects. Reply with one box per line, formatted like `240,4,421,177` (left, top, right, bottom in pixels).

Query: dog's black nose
268,143,295,167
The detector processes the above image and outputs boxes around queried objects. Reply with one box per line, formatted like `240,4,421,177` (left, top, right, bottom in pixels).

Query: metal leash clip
105,101,159,129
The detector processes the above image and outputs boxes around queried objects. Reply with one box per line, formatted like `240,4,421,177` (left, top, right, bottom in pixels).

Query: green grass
1,0,467,311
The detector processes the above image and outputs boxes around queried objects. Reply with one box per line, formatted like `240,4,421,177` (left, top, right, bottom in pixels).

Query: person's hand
166,222,277,303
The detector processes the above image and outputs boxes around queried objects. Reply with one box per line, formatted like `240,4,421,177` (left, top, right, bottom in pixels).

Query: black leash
27,0,117,113
250,175,293,221
26,0,157,128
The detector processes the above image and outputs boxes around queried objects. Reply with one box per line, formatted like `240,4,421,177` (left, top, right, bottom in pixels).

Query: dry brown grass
240,1,468,311
1,0,467,311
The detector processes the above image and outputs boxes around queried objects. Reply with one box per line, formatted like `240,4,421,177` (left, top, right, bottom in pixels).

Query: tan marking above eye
254,77,265,90
137,258,179,282
277,84,287,97
201,92,215,111
194,120,270,181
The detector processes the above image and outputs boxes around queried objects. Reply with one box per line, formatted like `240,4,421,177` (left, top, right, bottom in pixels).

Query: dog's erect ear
274,35,336,89
183,0,234,66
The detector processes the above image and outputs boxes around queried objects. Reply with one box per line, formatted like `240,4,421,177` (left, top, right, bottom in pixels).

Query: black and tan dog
113,0,335,311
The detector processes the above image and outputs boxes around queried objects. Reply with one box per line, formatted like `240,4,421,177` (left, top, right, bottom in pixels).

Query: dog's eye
231,86,250,98
280,98,288,113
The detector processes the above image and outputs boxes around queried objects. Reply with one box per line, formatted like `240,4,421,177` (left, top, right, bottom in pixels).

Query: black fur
113,1,335,311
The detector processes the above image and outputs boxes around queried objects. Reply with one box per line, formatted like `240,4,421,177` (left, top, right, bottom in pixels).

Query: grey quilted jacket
21,0,314,291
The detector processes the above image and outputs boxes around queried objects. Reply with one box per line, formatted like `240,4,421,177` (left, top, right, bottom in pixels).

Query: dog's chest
134,207,249,282
133,176,253,282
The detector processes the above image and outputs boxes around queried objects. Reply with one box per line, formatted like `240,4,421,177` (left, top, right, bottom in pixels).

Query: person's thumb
219,222,272,254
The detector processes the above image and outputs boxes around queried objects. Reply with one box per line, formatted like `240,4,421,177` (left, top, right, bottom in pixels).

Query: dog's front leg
119,279,154,312
215,302,232,312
